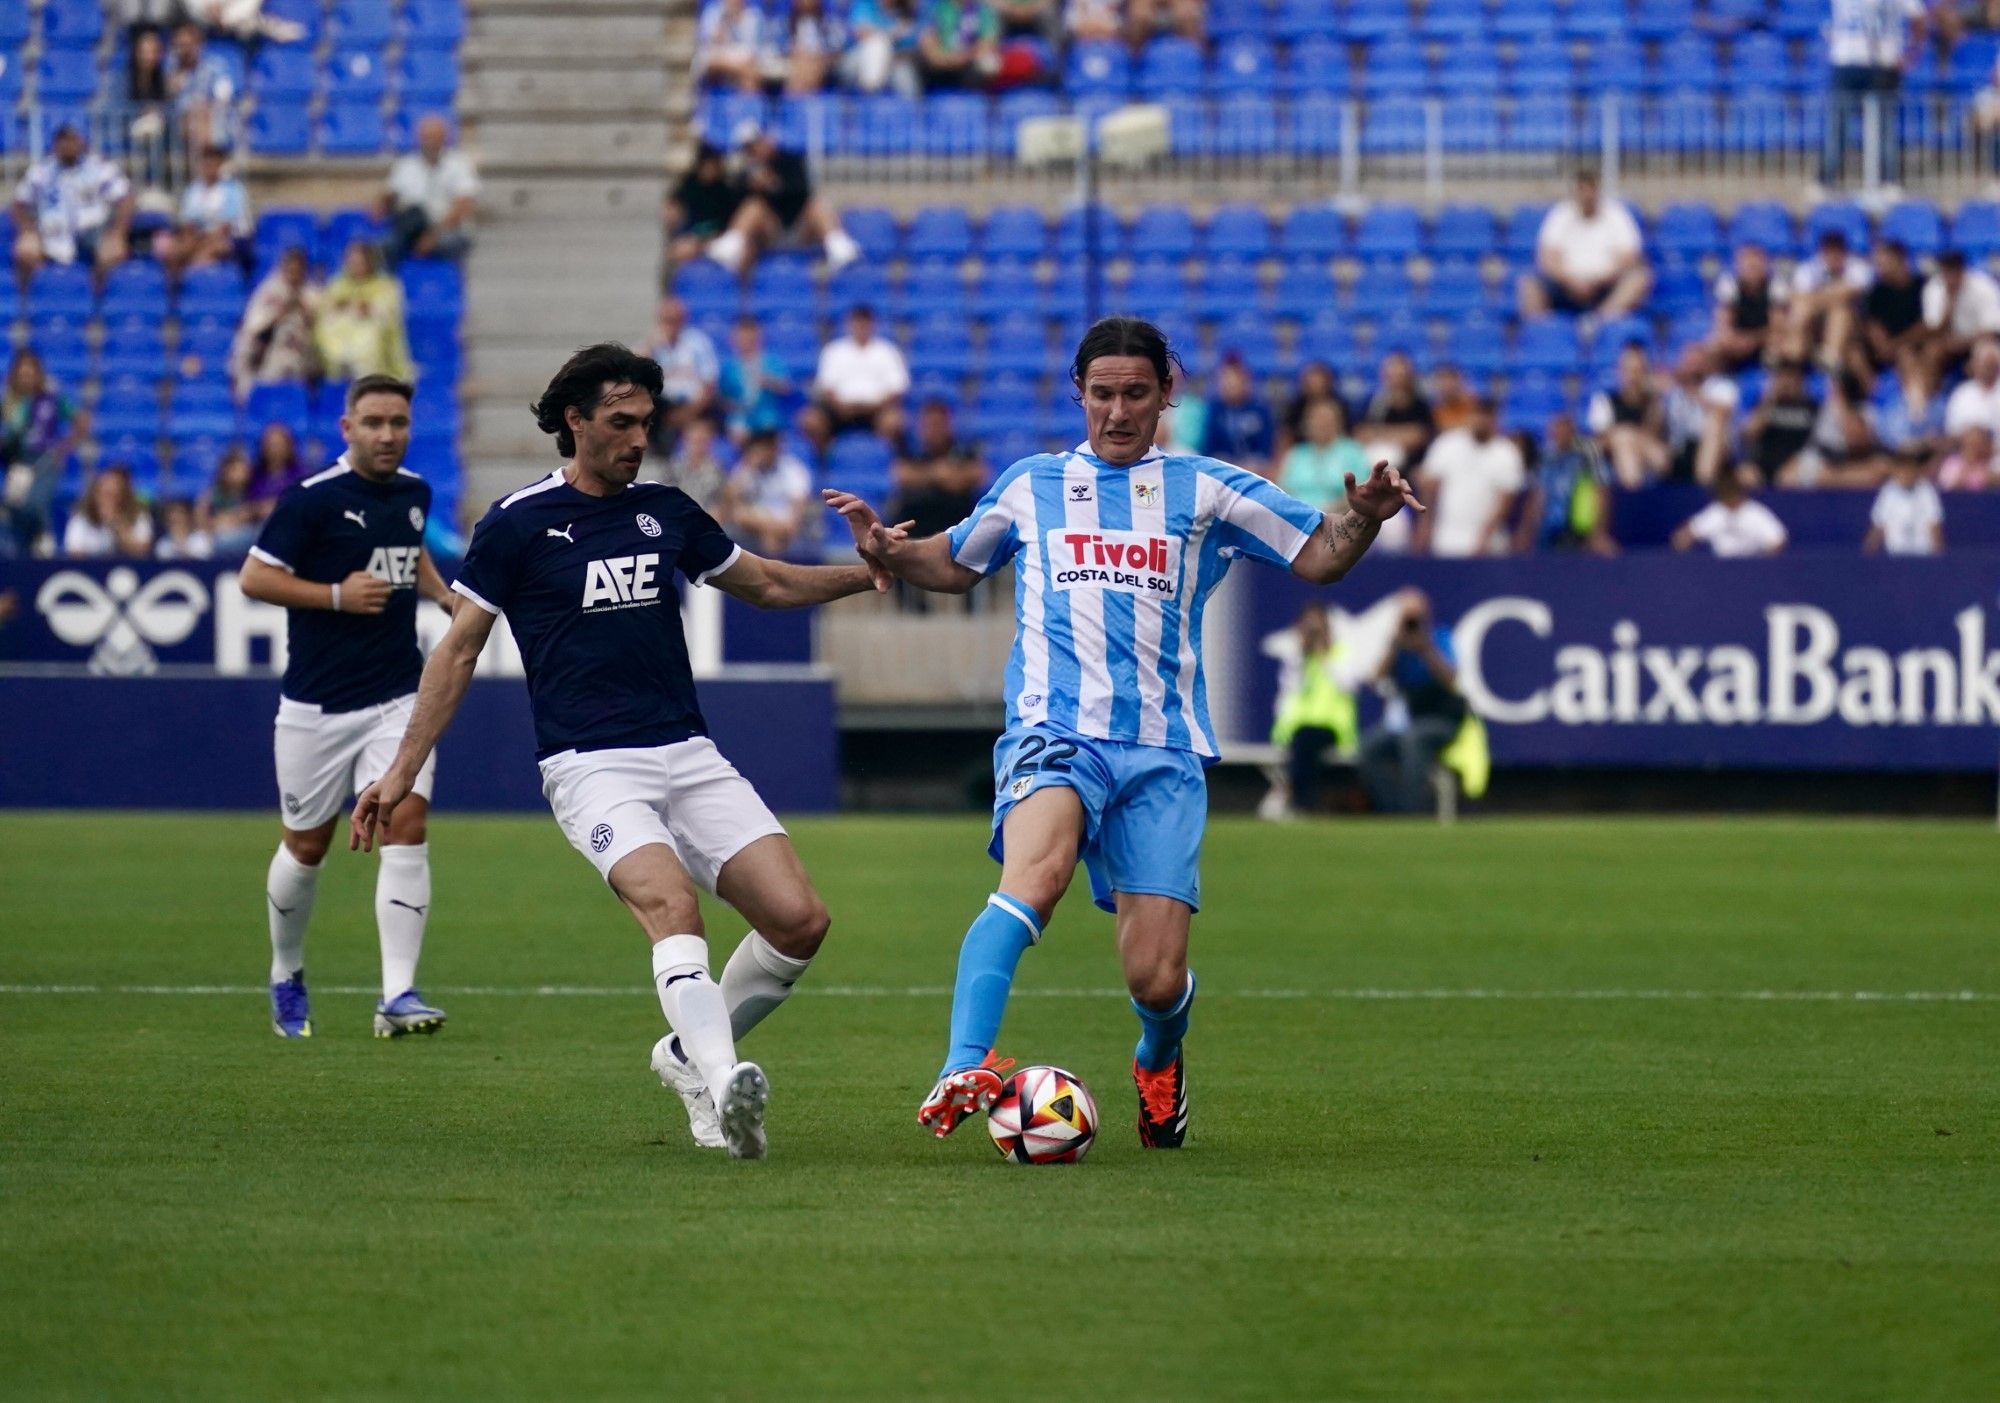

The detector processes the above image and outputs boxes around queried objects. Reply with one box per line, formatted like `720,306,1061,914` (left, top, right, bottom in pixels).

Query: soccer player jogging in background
826,317,1421,1149
239,374,457,1040
350,344,889,1160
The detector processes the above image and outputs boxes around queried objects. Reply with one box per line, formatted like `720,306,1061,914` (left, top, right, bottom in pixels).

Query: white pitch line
0,984,1992,1003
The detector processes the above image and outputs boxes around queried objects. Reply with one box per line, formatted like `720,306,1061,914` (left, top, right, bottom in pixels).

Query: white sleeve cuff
450,579,500,615
693,543,743,587
247,545,293,572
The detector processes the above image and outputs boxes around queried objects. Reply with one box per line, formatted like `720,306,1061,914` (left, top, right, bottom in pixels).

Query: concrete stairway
457,0,674,514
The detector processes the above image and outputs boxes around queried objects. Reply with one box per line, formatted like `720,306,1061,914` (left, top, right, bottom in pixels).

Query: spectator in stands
0,350,78,558
1429,363,1477,435
1200,353,1276,473
384,115,478,264
1278,399,1366,511
1944,335,2000,437
180,0,307,43
1414,395,1524,557
1587,343,1670,488
1792,366,1881,487
166,20,240,152
10,125,135,283
842,0,922,95
650,416,731,517
1787,230,1872,369
1709,243,1785,371
1359,590,1468,815
705,122,863,273
719,314,794,441
153,497,215,560
1519,169,1651,324
1065,0,1122,41
1739,361,1821,486
1873,368,1947,467
317,240,415,385
199,445,269,554
1673,471,1788,557
916,0,1001,91
128,27,170,104
1923,249,2000,384
231,246,321,398
1355,351,1435,467
250,422,308,500
698,0,768,91
1277,361,1340,460
1128,0,1207,44
648,295,721,439
1938,422,1997,489
166,144,251,276
1855,238,1930,390
62,465,154,559
888,398,985,538
1260,603,1358,821
1820,0,1925,189
1864,449,1945,554
1663,344,1739,484
1519,411,1615,555
765,0,845,93
725,429,815,554
810,304,910,440
668,144,745,266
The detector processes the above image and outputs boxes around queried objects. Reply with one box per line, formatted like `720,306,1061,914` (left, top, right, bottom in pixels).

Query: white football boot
715,1061,771,1161
650,1036,725,1150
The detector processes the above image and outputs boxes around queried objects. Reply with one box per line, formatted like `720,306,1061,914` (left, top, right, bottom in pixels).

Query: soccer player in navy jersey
239,374,459,1040
828,318,1422,1150
349,344,888,1160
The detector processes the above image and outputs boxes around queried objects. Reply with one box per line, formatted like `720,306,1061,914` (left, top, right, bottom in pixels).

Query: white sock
375,842,431,999
266,844,320,982
824,227,861,270
653,935,738,1093
721,930,813,1041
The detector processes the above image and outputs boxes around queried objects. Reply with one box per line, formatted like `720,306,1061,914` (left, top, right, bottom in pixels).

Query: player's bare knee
384,810,427,847
283,826,331,866
1007,857,1072,924
766,894,830,958
1128,958,1188,1011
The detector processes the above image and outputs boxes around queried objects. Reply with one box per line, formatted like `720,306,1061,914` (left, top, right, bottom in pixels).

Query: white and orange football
986,1065,1098,1165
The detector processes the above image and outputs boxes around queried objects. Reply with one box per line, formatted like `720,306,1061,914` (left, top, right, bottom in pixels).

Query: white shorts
273,693,436,831
538,736,786,891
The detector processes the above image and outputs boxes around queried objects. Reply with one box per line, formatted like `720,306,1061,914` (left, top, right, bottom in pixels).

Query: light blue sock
1133,971,1196,1071
941,893,1041,1077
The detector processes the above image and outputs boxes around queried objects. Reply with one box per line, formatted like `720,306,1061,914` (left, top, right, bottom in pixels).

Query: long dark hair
532,343,665,457
1070,316,1181,401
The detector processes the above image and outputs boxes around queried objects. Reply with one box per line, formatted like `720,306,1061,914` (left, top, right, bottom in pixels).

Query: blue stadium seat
1280,205,1347,260
95,397,163,444
982,316,1050,378
980,206,1048,260
761,315,821,373
318,101,388,155
0,53,23,109
996,89,1060,148
840,207,899,261
1421,261,1489,319
1501,373,1567,434
33,340,94,391
1139,36,1206,97
329,0,396,45
1272,258,1337,320
1274,0,1342,43
905,206,975,261
825,432,894,492
909,315,975,379
1207,0,1268,41
1652,263,1710,320
245,383,311,436
672,261,740,320
923,94,990,159
35,47,99,102
319,210,387,266
1117,261,1190,321
1370,314,1431,366
1561,0,1629,39
1652,203,1725,262
251,44,315,98
1211,36,1277,97
1353,203,1424,262
1418,0,1488,41
896,261,966,321
325,48,390,100
1130,205,1199,260
1212,315,1282,377
1346,264,1415,319
1500,203,1551,262
1205,204,1273,259
1360,99,1428,155
1362,41,1431,99
1431,204,1497,260
254,208,319,260
967,378,1035,441
248,104,312,155
1514,317,1582,374
41,0,103,44
1804,201,1872,253
404,0,467,45
1282,93,1346,156
1212,95,1281,156
0,0,27,47
1193,260,1264,323
1727,200,1797,257
1576,38,1646,94
1629,0,1694,41
399,47,460,104
1648,34,1718,93
969,259,1036,321
1297,316,1366,378
749,260,820,322
1493,7,1559,41
1054,203,1126,260
1881,201,1946,258
27,264,93,319
401,260,463,326
1729,31,1792,91
100,261,168,319
1950,201,2000,260
853,97,919,157
1066,42,1131,99
829,264,889,315
1278,37,1349,99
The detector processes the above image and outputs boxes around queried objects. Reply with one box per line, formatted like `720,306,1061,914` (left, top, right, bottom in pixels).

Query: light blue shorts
988,726,1207,914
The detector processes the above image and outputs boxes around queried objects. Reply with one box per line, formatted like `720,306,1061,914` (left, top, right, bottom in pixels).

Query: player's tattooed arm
1290,462,1424,585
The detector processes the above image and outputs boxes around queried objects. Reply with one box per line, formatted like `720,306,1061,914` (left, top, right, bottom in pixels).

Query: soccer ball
987,1065,1098,1164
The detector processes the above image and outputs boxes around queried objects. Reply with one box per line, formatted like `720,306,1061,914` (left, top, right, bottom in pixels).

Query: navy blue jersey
250,459,432,712
451,471,740,759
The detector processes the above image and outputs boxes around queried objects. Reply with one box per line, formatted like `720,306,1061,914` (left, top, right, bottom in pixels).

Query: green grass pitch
2,812,1997,1401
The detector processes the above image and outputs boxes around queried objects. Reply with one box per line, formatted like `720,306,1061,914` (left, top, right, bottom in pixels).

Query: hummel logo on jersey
343,510,368,529
1045,528,1181,597
366,545,421,587
581,553,662,610
1068,484,1093,502
547,524,575,544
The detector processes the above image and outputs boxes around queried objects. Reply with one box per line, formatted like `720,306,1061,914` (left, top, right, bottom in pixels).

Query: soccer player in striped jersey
826,317,1421,1149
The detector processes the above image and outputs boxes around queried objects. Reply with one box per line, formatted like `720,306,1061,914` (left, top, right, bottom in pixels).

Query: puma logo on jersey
581,553,661,610
366,545,421,587
343,510,368,529
547,524,575,543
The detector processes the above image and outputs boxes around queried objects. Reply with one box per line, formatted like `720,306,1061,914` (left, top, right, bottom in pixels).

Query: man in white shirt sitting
381,114,478,263
1942,335,2000,437
1517,169,1652,325
1787,229,1873,368
1413,395,1526,558
809,304,910,442
1921,249,2000,383
1672,472,1788,558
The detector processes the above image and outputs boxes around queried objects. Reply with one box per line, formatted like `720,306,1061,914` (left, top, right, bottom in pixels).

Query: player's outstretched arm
1290,461,1425,586
822,489,981,594
415,549,457,612
707,548,889,610
351,601,495,852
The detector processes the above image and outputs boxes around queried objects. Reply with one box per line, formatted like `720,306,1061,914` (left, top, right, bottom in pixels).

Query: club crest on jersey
409,506,425,531
635,513,662,538
1133,482,1161,507
581,553,662,610
1009,776,1034,799
590,823,614,853
366,545,420,587
1045,528,1181,598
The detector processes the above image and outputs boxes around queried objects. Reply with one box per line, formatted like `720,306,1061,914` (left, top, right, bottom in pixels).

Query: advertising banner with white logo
1246,555,2000,771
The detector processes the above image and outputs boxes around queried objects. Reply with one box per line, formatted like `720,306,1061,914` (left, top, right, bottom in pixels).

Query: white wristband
330,582,342,613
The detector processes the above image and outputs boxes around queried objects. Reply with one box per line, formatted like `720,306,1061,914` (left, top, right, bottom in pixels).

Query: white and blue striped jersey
947,442,1323,759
